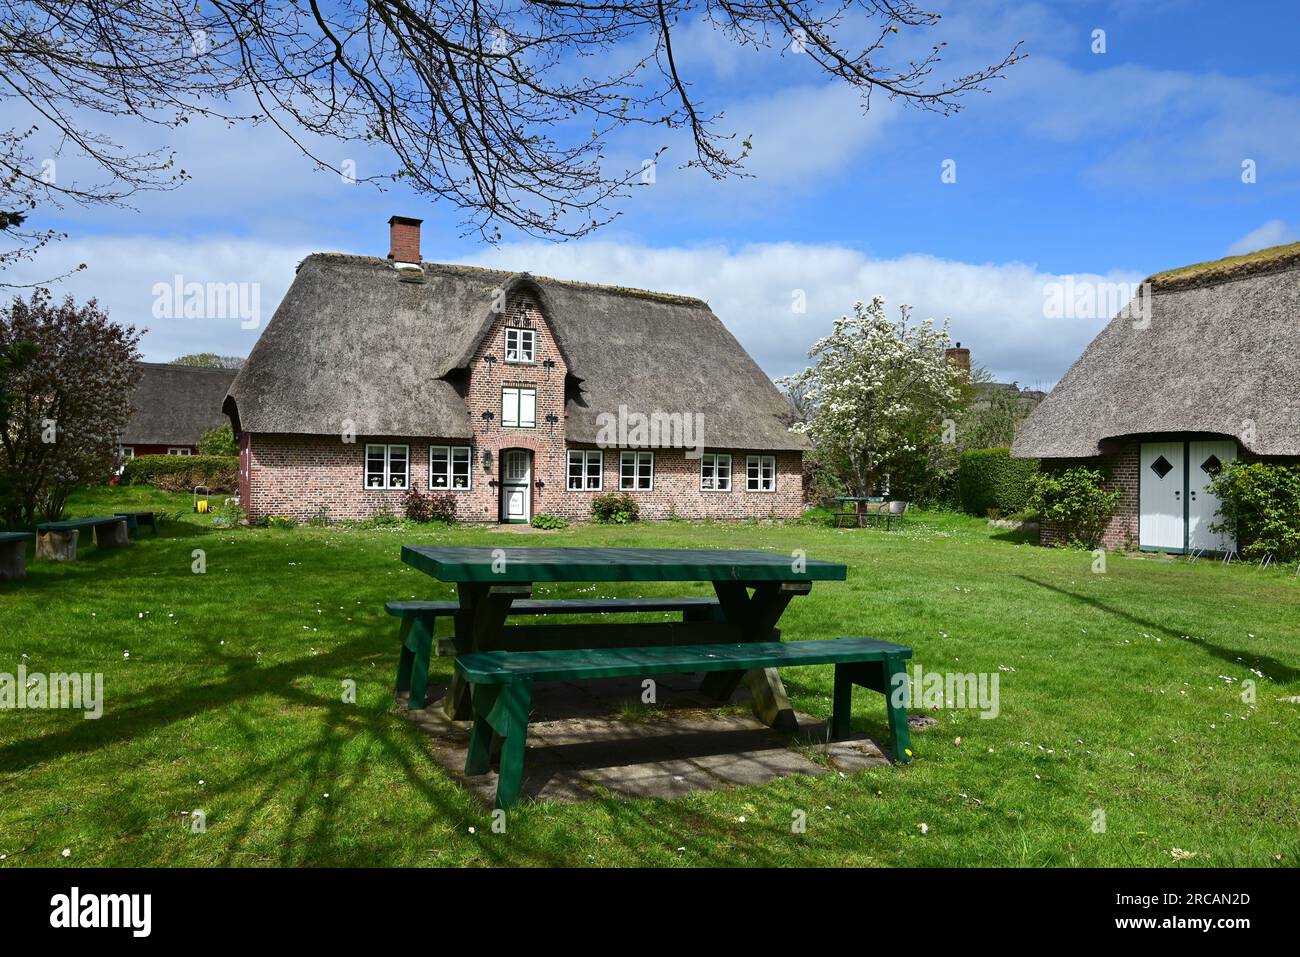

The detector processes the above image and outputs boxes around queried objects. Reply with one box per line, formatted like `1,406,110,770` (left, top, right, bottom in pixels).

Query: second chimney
946,342,971,378
387,215,423,265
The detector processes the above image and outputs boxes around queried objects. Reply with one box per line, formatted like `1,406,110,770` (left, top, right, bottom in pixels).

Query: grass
1,488,1298,867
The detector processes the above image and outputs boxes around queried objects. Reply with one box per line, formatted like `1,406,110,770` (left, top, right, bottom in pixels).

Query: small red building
118,362,238,459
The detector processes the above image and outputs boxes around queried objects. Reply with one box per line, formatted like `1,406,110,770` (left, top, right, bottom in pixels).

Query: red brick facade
241,293,804,523
1038,439,1140,551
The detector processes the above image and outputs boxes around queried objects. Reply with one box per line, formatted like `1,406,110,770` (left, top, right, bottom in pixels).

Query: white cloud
461,239,1139,388
3,236,311,361
1226,220,1298,256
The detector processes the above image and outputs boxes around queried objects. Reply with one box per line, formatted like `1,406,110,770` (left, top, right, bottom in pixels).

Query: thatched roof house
120,362,237,455
224,217,806,524
1013,242,1300,553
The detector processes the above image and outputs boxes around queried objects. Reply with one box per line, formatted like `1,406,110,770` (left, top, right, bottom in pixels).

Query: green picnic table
0,531,35,581
832,496,886,528
399,545,848,730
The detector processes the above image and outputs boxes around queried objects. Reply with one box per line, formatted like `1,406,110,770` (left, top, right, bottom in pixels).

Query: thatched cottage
223,217,806,523
1013,242,1300,553
119,362,237,458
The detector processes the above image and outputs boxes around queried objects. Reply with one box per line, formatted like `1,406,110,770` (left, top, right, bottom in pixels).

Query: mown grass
1,488,1298,867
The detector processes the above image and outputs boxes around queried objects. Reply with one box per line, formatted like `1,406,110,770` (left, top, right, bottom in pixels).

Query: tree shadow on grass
1016,574,1300,684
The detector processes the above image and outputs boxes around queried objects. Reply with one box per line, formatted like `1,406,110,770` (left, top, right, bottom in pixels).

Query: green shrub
1209,461,1300,561
591,491,639,524
1025,466,1122,549
256,514,297,530
122,454,238,492
197,423,238,457
355,507,402,529
958,448,1039,516
531,513,568,529
209,499,246,528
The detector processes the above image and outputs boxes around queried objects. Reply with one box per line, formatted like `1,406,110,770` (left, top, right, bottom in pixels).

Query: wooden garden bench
387,596,723,709
456,636,914,808
34,515,131,561
0,531,35,581
115,511,158,537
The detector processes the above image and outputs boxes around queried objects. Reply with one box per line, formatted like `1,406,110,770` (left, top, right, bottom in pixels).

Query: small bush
210,499,246,528
427,493,456,522
197,423,238,457
402,488,431,523
592,491,639,524
1026,466,1122,549
256,515,297,530
356,506,402,529
1209,461,1300,561
531,513,568,529
123,454,238,492
958,448,1039,516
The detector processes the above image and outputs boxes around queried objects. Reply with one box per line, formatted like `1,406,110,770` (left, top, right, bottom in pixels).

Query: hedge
958,447,1039,516
122,454,239,493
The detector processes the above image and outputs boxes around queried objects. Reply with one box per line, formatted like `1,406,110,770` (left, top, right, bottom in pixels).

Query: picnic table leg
884,653,912,762
444,582,532,721
465,684,502,776
699,580,808,732
494,680,534,810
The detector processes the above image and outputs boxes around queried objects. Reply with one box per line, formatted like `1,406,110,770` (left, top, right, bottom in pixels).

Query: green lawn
2,487,1298,867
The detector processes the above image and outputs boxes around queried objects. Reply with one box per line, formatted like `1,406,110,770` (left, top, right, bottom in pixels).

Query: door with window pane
500,449,532,523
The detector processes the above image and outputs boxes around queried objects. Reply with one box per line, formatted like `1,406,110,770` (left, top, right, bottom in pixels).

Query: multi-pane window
700,453,732,491
365,444,409,489
118,447,135,460
501,387,537,428
620,451,654,490
504,327,536,364
430,445,472,490
167,447,192,456
746,455,776,492
567,450,603,491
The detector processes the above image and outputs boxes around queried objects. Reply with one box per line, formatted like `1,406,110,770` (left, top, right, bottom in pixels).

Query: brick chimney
387,215,423,265
946,342,971,378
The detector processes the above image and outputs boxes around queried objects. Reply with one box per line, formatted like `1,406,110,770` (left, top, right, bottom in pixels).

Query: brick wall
1038,439,1139,550
242,291,805,523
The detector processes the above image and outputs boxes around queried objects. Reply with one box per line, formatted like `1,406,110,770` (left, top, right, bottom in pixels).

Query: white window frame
501,386,537,428
747,455,776,492
365,443,410,490
504,326,536,364
700,452,732,492
118,446,135,460
429,445,472,491
620,450,654,491
567,449,603,491
167,447,192,456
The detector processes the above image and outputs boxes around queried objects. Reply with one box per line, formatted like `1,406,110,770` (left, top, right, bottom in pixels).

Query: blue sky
10,0,1300,388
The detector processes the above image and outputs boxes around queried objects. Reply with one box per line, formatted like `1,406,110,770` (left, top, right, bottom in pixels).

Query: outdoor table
400,545,848,730
832,496,885,528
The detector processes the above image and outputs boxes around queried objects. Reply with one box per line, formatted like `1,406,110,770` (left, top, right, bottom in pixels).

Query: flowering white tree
780,297,961,498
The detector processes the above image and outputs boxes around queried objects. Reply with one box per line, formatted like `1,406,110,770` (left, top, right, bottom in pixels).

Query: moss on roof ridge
302,252,708,307
1147,241,1300,291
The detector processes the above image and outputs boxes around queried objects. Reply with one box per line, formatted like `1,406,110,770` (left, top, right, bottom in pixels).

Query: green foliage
171,353,244,369
591,491,639,524
256,514,298,529
209,499,246,528
1209,461,1300,561
197,423,238,456
355,508,403,529
958,448,1040,516
531,512,568,529
1025,466,1122,549
122,454,238,492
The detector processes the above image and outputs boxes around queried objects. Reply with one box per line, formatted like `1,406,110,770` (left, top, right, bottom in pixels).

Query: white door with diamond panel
1140,442,1185,551
1187,440,1236,554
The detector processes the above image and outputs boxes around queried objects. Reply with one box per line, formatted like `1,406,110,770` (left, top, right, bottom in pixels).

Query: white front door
1187,440,1237,554
1140,441,1186,551
502,450,531,523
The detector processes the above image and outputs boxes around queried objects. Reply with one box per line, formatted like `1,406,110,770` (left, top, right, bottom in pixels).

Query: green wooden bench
387,596,722,710
0,531,35,581
114,511,158,537
35,515,132,560
457,637,913,808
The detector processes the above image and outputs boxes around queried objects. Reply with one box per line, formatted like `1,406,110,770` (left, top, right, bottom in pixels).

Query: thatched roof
1013,242,1300,458
120,362,237,446
225,254,807,450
